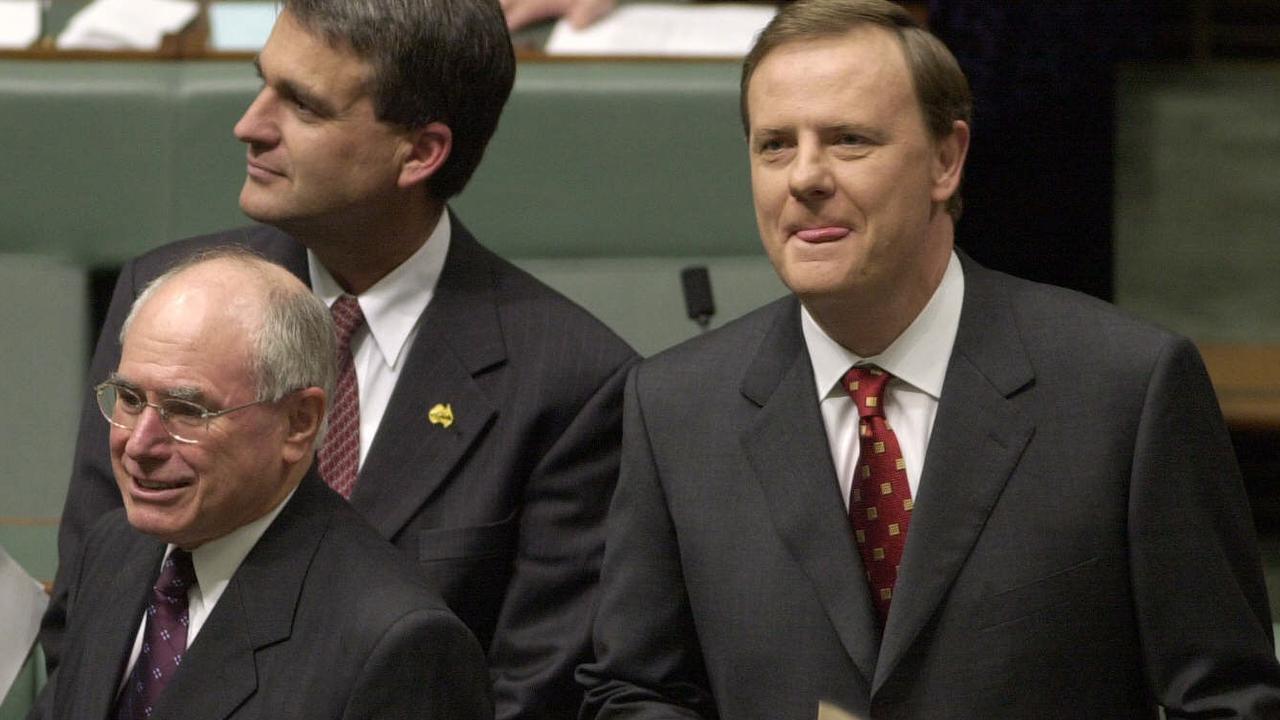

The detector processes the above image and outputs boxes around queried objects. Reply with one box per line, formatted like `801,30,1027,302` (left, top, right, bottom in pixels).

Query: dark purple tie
113,549,196,720
319,294,365,498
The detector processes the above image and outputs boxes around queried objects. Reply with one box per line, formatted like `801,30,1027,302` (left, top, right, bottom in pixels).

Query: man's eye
116,388,145,412
163,400,208,422
837,133,865,146
290,98,320,118
756,138,785,154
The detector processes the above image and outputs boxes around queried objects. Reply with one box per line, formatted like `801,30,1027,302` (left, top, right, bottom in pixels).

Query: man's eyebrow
164,386,205,402
107,374,205,402
253,58,338,117
106,372,137,389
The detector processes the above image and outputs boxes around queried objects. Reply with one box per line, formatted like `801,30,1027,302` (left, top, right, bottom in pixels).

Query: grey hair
282,0,515,201
120,247,336,446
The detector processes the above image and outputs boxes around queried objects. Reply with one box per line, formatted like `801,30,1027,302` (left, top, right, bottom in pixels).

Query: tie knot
842,365,892,419
155,549,196,601
330,295,366,348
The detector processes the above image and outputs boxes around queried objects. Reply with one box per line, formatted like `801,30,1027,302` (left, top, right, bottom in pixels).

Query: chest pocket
417,512,518,649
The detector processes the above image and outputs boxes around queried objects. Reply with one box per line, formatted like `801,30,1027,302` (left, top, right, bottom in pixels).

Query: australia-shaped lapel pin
428,403,455,429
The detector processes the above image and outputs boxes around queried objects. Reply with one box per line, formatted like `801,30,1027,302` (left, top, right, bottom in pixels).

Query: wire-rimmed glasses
94,381,268,444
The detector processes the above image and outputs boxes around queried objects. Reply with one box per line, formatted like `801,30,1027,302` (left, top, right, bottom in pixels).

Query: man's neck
284,199,445,295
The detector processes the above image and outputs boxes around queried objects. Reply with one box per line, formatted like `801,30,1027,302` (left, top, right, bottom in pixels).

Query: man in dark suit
44,2,637,718
34,250,491,720
579,1,1280,717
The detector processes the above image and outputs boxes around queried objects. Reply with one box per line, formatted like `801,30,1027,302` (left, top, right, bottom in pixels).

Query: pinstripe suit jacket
43,213,638,720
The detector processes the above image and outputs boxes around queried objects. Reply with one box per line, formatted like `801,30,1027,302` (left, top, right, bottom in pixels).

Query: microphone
680,266,715,332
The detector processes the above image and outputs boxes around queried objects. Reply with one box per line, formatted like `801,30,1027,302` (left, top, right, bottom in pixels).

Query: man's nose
788,143,834,201
124,405,174,457
233,88,280,146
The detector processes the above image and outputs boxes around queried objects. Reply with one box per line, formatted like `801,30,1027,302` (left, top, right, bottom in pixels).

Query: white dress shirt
309,213,451,468
120,489,294,689
802,251,965,507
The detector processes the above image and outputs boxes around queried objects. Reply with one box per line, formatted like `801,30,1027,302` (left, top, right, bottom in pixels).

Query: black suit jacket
581,256,1280,718
35,471,492,720
45,214,638,720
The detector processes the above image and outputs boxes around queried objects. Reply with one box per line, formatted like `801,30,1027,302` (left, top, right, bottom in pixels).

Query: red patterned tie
319,294,365,498
843,366,914,624
113,549,196,720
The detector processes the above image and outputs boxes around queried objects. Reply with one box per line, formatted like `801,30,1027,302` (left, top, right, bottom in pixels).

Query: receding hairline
743,23,917,131
123,251,306,344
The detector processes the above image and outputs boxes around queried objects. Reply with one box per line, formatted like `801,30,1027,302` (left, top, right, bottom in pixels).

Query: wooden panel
1198,343,1280,431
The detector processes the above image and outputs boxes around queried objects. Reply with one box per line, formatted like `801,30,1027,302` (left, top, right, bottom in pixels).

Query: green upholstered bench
0,58,784,357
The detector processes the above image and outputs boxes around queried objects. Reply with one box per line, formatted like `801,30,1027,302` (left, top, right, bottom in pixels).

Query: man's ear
930,119,969,205
281,387,326,464
398,121,453,189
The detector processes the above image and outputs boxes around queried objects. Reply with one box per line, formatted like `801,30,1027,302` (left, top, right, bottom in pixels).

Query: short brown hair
740,0,972,217
285,0,515,201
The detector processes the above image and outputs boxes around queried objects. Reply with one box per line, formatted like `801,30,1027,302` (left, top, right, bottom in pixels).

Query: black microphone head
680,266,715,324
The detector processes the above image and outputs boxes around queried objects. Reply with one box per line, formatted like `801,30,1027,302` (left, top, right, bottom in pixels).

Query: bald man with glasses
31,248,492,720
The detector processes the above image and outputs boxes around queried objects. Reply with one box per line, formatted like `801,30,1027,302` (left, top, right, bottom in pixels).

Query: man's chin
124,505,190,547
239,187,291,225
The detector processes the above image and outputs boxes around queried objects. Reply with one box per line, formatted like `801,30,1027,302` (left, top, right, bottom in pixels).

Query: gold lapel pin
428,403,455,429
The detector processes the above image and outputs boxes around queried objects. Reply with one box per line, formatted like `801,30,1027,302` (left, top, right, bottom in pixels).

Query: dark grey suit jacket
35,471,492,720
44,215,638,720
581,256,1280,719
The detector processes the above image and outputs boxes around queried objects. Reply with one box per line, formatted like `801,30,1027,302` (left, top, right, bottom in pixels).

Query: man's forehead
259,10,373,87
131,272,256,346
748,28,914,119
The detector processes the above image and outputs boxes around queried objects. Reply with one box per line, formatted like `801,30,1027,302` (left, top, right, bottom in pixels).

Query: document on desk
545,3,776,57
817,701,867,720
0,545,48,702
58,0,198,50
0,1,39,49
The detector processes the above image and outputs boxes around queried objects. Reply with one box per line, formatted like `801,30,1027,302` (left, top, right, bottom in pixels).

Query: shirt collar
171,485,296,611
307,211,451,370
802,251,965,401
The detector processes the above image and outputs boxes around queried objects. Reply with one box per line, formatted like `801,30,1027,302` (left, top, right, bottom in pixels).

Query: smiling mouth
133,476,192,492
246,159,284,179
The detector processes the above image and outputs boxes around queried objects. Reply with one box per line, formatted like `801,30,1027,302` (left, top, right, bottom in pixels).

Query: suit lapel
350,216,502,538
64,530,163,720
873,259,1036,692
152,473,334,720
741,299,880,686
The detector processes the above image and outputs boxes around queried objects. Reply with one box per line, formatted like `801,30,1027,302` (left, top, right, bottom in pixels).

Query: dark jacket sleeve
1129,337,1280,717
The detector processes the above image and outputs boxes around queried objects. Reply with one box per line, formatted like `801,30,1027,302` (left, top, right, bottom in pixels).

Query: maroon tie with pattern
843,366,914,624
319,294,365,498
113,549,196,720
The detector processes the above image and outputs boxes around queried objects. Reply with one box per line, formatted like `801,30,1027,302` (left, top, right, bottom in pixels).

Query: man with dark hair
580,0,1280,717
33,250,491,720
44,2,637,718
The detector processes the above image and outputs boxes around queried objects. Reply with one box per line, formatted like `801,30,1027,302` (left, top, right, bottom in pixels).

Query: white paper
208,1,279,52
817,701,866,720
546,3,776,57
57,0,198,51
0,0,40,49
0,545,48,702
